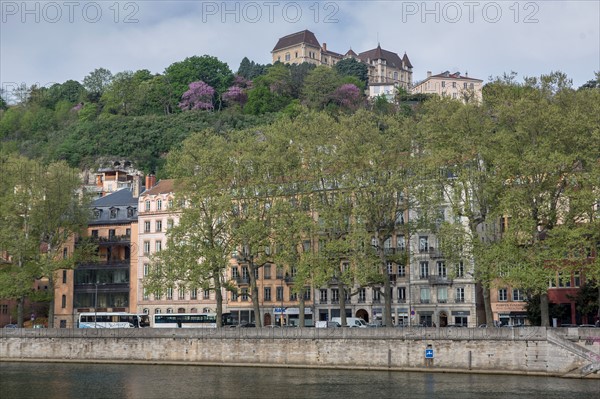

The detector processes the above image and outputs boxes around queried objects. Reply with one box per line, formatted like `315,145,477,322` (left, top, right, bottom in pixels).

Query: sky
1,0,599,99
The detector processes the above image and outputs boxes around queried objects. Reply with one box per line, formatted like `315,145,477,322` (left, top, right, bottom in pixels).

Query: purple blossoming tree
178,81,215,111
222,86,248,107
331,84,362,110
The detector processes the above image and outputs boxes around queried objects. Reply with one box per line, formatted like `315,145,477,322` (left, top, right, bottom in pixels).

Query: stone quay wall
1,327,599,378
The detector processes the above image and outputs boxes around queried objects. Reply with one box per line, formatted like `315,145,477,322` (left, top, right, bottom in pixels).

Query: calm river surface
1,362,598,399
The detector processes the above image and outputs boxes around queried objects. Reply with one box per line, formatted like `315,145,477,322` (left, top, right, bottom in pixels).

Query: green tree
0,155,91,327
164,55,234,109
83,68,113,102
301,66,342,110
334,58,368,86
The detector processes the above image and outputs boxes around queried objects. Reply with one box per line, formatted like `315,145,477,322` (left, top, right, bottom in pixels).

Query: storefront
274,307,313,327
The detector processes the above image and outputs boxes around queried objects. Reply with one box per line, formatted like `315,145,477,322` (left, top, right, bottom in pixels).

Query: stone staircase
547,330,600,378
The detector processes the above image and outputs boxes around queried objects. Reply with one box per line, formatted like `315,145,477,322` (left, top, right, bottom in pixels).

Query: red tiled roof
142,179,175,196
272,30,321,52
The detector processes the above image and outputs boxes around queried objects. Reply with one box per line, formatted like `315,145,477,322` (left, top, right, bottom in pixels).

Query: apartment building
412,71,483,103
54,188,138,328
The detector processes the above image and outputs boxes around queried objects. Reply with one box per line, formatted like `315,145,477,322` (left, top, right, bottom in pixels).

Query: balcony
397,299,406,303
420,299,430,304
454,298,465,303
428,276,453,285
236,277,250,286
76,260,130,269
284,276,295,284
94,235,131,245
74,282,129,293
438,299,447,304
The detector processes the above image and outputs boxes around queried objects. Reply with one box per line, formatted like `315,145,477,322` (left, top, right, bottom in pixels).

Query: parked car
3,324,18,328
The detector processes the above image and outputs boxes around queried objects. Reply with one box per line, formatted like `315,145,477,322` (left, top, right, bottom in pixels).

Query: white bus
78,312,149,328
152,313,236,328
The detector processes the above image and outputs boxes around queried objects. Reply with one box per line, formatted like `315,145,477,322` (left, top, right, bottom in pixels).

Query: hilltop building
271,29,413,93
412,71,483,103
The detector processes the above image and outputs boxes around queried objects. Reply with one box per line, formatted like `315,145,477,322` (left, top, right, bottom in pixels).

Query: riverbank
2,327,599,379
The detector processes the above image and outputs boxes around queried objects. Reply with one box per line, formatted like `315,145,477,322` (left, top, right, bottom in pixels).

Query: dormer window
109,207,118,219
93,208,102,219
127,207,135,218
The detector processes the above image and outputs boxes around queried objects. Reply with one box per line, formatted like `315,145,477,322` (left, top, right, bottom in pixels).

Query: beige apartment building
412,71,483,103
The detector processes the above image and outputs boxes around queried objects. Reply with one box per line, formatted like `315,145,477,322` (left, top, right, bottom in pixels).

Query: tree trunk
383,274,393,327
482,285,493,325
47,274,55,328
299,295,305,327
249,261,262,327
215,278,223,328
540,293,550,327
339,285,347,326
17,296,24,328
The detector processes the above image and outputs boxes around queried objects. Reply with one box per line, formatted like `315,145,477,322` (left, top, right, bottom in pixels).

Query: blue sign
425,349,434,359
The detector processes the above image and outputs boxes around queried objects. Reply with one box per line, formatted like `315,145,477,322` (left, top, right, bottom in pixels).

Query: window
290,291,298,301
62,270,67,284
143,289,149,301
320,289,328,303
93,209,102,219
143,308,149,314
143,264,149,276
156,199,162,211
63,248,68,259
437,287,448,303
419,236,429,252
331,289,339,304
145,200,150,211
303,287,311,300
498,288,507,301
264,264,271,279
166,288,173,300
61,295,66,308
513,289,524,301
285,52,290,61
574,271,581,287
232,267,239,280
558,272,570,287
127,207,134,218
241,288,249,301
168,199,174,209
387,261,393,275
204,290,210,300
452,82,456,88
397,287,406,303
470,83,474,89
166,308,173,314
342,262,350,273
167,219,174,229
384,238,393,254
231,291,238,301
190,289,197,300
393,71,398,80
125,228,131,237
91,230,98,238
420,261,429,278
1,304,8,314
456,261,464,277
302,240,311,252
143,241,150,255
437,261,447,278
155,220,162,232
455,287,465,302
154,291,161,300
398,264,406,277
276,287,283,301
155,308,162,314
397,235,405,251
264,287,272,301
144,221,151,233
178,289,185,300
441,81,446,88
420,288,430,303
110,208,118,219
155,241,162,252
295,51,298,58
358,288,367,303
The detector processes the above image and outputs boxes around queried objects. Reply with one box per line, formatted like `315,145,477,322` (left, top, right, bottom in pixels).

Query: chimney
145,174,156,190
465,71,469,77
427,71,432,78
322,42,327,51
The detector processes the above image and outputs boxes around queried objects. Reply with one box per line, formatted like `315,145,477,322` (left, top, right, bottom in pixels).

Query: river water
1,362,598,399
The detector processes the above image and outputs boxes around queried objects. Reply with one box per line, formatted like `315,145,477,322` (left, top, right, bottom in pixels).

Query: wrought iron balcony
428,276,453,285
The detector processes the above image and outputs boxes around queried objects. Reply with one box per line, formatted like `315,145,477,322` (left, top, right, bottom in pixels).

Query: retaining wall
1,327,599,378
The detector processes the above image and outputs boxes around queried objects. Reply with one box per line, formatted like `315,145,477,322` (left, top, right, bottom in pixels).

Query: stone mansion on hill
272,29,483,102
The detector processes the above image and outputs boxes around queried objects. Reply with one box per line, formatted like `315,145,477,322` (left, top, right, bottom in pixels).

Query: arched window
178,308,186,313
143,308,149,314
166,308,173,314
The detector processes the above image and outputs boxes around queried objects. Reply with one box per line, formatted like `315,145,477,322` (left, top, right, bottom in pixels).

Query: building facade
272,30,413,94
54,188,138,328
412,71,483,103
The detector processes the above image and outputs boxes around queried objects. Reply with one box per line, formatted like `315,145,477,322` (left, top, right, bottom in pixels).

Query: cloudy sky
1,0,599,97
